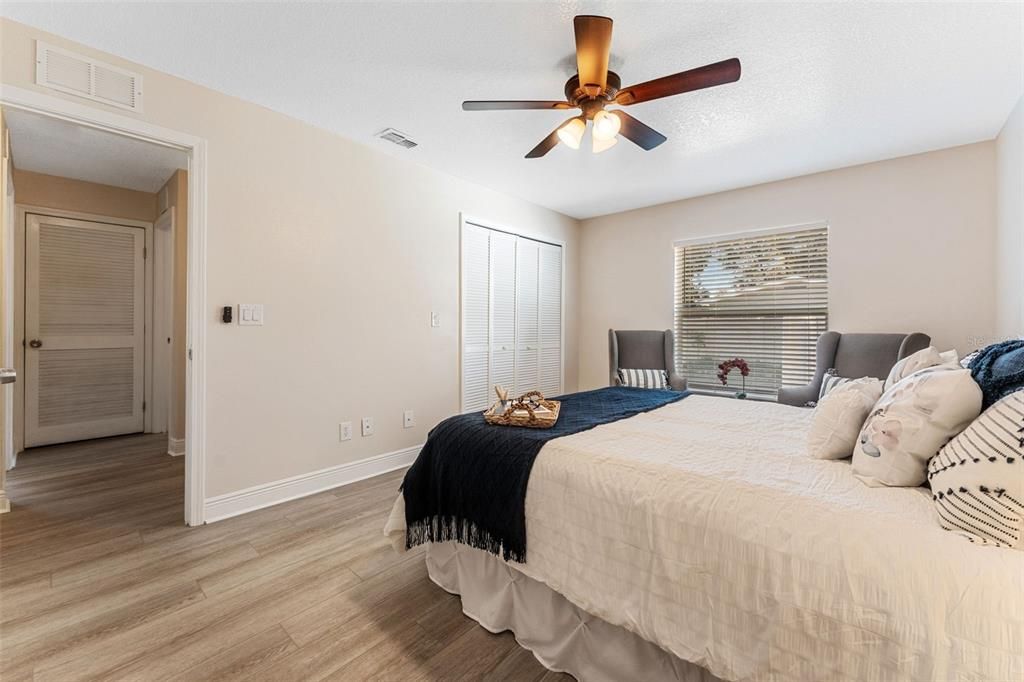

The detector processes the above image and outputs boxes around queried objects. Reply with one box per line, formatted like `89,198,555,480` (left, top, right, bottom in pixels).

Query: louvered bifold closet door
538,243,562,397
25,216,145,447
461,224,491,412
514,238,540,395
674,226,828,398
489,231,518,406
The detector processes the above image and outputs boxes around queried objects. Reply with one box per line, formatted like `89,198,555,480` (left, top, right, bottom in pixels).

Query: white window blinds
673,225,828,398
461,222,563,412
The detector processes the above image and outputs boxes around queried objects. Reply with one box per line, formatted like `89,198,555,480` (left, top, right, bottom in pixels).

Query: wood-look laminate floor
0,434,568,681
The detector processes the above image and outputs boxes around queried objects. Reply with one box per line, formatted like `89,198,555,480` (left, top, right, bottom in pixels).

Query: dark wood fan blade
462,101,574,111
612,111,667,150
574,15,613,93
525,117,577,158
615,58,741,106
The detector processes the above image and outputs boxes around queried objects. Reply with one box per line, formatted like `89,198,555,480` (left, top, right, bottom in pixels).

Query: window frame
673,222,829,400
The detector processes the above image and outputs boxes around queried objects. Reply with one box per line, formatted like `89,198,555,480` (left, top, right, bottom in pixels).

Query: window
461,220,563,412
673,224,828,398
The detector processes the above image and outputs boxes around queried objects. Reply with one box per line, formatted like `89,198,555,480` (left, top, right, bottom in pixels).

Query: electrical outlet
403,409,415,428
361,417,374,437
339,422,352,442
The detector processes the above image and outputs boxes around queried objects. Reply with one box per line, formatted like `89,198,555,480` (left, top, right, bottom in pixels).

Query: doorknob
29,339,42,349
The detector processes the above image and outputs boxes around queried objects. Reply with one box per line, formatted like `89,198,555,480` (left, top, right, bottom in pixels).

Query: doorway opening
0,92,206,525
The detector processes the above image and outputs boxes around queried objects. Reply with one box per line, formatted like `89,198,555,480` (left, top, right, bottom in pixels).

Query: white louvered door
25,215,145,447
461,220,563,413
461,224,491,413
489,231,517,400
538,242,563,397
514,239,540,395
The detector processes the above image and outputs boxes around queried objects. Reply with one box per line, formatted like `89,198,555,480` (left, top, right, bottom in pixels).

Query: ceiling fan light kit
592,134,618,154
462,15,741,159
556,117,586,149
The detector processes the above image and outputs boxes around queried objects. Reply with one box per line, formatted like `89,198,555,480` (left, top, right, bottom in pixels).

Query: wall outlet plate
403,409,415,428
361,417,374,437
339,422,352,442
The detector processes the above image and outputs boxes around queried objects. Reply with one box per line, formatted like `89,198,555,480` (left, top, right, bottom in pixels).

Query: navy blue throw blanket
969,339,1024,410
401,386,689,562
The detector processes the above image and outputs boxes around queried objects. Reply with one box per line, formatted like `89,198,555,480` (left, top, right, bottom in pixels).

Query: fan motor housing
565,71,621,113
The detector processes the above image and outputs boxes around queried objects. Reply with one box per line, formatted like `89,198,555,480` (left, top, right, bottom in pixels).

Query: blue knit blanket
401,386,689,562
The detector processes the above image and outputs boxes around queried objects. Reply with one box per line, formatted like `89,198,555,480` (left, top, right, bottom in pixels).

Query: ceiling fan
462,15,741,158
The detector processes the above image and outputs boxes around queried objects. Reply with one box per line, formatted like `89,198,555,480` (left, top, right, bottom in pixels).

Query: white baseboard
168,437,185,457
203,444,421,523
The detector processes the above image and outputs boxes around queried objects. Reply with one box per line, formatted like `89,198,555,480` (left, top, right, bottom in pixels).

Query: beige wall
0,18,582,498
157,169,188,444
12,169,156,222
995,95,1023,339
577,142,998,390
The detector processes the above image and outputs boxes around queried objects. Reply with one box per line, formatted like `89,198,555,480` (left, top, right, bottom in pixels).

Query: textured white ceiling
5,107,187,193
3,2,1021,218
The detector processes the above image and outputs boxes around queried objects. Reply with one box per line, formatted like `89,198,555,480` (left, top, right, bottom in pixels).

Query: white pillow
807,378,884,460
853,366,982,487
884,346,959,390
927,390,1023,549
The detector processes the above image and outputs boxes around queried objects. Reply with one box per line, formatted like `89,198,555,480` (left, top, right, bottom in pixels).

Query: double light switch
238,303,264,326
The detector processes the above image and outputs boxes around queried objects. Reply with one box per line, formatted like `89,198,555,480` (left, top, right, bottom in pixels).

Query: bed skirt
425,542,722,682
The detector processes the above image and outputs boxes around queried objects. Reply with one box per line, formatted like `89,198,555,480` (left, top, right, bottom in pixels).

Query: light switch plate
339,422,352,442
403,409,415,428
238,303,264,326
430,312,440,328
361,417,374,437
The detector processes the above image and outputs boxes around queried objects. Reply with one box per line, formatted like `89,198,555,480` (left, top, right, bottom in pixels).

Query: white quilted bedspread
386,396,1023,680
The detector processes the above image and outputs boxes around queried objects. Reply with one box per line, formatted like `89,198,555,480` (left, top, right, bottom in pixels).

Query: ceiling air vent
35,42,143,112
375,128,418,149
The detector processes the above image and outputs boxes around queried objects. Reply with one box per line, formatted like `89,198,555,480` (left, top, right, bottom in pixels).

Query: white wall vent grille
35,42,143,112
375,128,418,149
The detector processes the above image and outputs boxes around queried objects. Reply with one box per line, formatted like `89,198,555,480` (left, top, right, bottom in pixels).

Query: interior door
25,215,145,447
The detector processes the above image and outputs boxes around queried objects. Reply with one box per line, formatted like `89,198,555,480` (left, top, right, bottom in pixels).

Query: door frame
458,213,566,411
0,85,208,526
151,207,174,435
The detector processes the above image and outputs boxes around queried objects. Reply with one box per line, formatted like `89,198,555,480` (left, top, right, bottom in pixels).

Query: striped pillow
818,369,851,401
618,368,669,389
927,390,1024,549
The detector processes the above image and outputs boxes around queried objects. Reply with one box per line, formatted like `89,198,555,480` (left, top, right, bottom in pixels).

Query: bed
385,391,1024,681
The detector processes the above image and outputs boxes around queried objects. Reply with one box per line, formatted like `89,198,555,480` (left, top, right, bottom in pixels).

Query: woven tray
484,390,561,429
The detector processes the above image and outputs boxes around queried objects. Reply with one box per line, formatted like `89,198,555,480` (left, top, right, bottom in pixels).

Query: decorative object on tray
485,390,561,428
717,357,750,399
494,385,510,414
